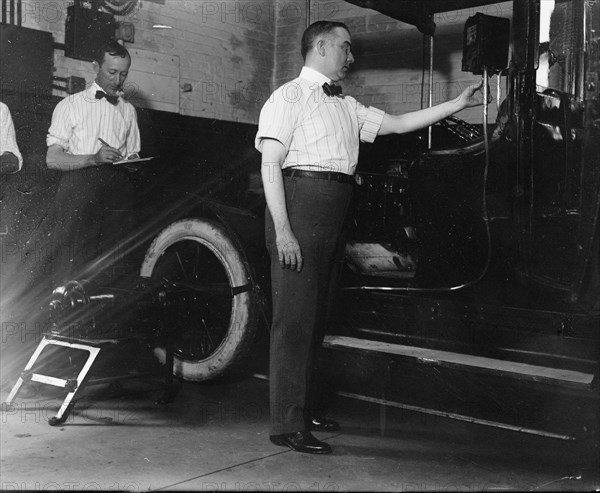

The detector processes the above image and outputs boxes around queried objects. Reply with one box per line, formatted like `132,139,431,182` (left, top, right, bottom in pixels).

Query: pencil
98,137,123,161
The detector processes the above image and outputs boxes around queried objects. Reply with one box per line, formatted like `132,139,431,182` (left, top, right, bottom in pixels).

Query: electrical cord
346,69,494,294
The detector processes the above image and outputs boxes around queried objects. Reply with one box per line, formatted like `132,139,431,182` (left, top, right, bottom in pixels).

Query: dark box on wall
0,24,53,99
65,5,116,61
462,13,510,75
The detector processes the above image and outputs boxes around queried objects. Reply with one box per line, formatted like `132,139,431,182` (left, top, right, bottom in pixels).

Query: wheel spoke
175,251,189,280
193,244,200,280
202,319,215,348
153,239,232,361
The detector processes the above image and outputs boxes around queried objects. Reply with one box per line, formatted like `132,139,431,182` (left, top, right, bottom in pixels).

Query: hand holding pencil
95,137,123,164
96,137,155,170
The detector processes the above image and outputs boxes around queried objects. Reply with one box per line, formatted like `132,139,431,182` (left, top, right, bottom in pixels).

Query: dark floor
1,373,599,492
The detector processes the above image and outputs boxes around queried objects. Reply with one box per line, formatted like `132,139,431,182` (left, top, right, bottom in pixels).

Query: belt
282,168,355,185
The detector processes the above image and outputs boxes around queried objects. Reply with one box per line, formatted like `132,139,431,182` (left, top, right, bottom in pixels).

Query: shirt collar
89,81,104,93
299,66,331,86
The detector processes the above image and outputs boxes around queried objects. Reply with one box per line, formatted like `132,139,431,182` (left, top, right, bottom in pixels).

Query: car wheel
140,218,258,381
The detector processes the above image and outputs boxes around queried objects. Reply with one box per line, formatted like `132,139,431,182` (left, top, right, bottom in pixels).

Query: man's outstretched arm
379,82,487,136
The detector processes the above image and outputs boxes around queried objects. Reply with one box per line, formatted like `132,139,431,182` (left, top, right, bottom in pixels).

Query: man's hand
380,79,493,136
276,227,303,272
94,144,122,164
121,153,140,172
459,80,492,108
0,152,20,174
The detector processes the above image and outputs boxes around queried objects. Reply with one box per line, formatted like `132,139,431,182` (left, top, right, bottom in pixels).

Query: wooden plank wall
19,0,275,124
126,48,180,113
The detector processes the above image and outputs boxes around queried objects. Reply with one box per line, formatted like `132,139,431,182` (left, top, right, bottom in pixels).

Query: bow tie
95,90,119,105
322,82,343,97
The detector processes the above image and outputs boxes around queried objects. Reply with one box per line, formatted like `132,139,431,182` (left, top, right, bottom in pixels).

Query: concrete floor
1,373,599,492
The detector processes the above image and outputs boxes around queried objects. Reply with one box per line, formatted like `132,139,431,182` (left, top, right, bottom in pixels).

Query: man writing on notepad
46,41,141,283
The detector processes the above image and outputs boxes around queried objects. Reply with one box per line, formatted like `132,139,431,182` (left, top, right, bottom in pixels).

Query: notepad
113,156,157,165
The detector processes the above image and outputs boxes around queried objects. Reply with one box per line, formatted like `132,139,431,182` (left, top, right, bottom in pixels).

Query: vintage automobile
1,0,598,449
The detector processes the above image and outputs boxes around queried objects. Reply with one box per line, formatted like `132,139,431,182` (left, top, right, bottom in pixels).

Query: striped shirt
47,82,140,158
0,102,23,170
255,66,384,175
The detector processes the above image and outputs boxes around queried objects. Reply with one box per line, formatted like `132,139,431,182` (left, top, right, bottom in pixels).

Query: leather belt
282,168,355,184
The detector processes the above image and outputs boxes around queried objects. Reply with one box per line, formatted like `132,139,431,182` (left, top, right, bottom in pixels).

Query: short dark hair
94,41,131,65
301,21,350,60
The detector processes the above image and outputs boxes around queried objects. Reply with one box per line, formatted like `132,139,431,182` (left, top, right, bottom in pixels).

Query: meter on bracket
462,13,510,75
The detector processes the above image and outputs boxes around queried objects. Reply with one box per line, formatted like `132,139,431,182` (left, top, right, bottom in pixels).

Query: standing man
256,21,487,454
46,41,140,283
0,101,23,173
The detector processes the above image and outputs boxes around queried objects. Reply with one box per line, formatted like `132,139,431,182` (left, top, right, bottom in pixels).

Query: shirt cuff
255,135,286,153
46,134,69,151
255,136,265,153
360,106,385,143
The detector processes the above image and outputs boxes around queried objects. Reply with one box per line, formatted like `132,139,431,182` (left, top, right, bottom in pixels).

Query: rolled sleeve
255,84,300,153
0,103,23,170
46,99,72,151
357,104,385,143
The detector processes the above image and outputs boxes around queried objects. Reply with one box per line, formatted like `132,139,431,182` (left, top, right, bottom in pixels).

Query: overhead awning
343,0,504,35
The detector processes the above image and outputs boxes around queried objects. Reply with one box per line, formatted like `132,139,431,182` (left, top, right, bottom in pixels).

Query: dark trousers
265,175,352,435
51,166,135,285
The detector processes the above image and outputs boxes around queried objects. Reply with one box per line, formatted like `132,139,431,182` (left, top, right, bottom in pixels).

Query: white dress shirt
255,66,384,175
47,82,140,158
0,102,23,171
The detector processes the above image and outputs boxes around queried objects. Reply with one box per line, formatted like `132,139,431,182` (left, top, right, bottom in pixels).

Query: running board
322,335,596,389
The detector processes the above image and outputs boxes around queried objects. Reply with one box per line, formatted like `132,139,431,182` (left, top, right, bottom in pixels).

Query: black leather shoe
309,417,340,432
270,431,332,454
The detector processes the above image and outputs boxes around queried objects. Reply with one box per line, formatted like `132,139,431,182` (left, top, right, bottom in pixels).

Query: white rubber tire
140,218,256,382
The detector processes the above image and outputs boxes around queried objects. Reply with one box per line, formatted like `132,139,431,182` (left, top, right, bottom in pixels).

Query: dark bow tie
322,82,343,97
95,90,119,105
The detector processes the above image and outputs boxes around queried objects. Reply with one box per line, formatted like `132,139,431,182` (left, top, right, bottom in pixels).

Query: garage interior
1,0,600,490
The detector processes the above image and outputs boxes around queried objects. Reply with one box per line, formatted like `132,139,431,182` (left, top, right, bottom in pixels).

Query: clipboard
113,156,157,165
